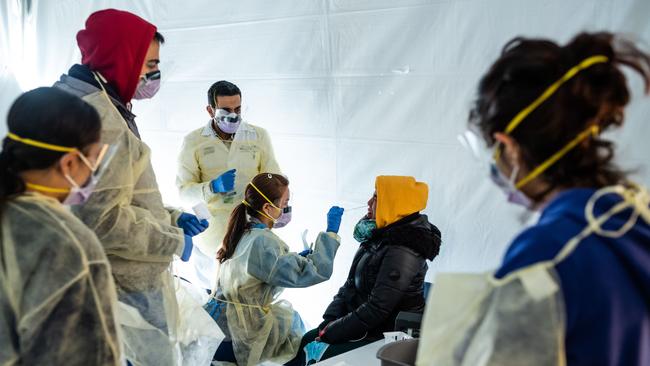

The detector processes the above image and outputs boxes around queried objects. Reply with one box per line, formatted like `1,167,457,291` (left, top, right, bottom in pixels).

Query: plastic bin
376,338,419,366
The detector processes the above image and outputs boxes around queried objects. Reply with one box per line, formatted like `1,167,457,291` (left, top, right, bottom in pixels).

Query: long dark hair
470,32,650,197
0,87,101,205
217,173,289,263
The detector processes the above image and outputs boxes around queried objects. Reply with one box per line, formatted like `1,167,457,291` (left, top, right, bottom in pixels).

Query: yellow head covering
375,176,428,229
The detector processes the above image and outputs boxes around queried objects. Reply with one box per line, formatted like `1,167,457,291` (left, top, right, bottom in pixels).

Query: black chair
393,281,432,337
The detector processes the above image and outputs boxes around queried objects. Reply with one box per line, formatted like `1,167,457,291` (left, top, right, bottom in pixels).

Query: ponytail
218,203,251,263
0,148,27,206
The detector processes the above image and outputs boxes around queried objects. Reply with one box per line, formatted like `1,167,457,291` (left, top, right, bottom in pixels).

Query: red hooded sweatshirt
76,9,156,103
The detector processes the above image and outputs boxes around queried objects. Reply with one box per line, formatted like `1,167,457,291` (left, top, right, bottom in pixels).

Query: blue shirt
496,188,650,366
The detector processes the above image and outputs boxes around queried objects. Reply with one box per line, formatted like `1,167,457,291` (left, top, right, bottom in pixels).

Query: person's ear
207,105,215,118
493,132,523,169
57,152,78,177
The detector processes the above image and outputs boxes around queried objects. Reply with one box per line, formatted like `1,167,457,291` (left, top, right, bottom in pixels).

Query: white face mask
213,108,241,134
62,173,98,206
133,70,161,100
489,163,533,209
63,144,116,206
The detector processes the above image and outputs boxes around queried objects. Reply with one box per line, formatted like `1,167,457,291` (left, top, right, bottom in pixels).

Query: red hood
77,9,156,103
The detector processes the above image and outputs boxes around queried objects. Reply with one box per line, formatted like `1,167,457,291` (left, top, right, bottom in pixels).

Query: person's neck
259,216,274,229
523,178,566,211
252,214,274,229
212,120,234,141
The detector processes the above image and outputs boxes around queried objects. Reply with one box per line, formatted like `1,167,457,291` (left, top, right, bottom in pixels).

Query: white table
314,340,385,365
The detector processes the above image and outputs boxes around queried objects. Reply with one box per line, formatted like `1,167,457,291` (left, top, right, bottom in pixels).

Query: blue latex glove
181,235,193,262
177,212,209,237
211,169,236,193
298,249,312,257
326,206,344,234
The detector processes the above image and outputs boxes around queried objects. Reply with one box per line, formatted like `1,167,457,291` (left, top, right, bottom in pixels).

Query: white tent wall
2,0,650,327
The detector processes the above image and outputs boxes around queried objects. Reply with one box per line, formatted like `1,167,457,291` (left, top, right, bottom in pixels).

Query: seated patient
287,175,442,365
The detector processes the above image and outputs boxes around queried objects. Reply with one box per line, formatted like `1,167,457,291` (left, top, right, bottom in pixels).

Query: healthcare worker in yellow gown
176,81,281,289
0,87,120,365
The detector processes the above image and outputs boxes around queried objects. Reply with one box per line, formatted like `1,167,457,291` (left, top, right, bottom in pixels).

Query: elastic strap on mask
515,124,600,189
7,132,76,153
242,199,277,224
25,182,70,194
504,55,608,135
8,131,107,174
493,55,609,188
248,181,281,210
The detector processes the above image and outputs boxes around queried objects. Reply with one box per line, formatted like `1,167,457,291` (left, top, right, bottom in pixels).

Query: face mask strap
248,182,281,210
242,199,277,223
7,132,76,153
76,143,109,173
76,151,98,172
492,55,609,186
7,132,93,188
24,182,70,194
504,55,609,135
515,125,600,189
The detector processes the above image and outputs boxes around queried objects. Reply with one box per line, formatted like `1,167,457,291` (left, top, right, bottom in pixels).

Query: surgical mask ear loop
63,174,81,190
509,164,520,185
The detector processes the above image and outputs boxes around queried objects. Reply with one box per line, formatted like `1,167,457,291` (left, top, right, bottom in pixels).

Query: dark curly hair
469,32,650,196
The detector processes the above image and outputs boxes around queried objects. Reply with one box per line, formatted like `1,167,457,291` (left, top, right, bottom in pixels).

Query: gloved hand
181,235,193,262
298,249,312,257
326,206,344,234
211,169,236,193
177,212,209,237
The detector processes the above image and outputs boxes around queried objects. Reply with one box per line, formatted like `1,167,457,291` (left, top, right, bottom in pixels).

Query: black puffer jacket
320,213,441,343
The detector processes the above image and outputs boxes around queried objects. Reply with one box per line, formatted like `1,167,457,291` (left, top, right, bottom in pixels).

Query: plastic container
383,331,413,344
192,202,211,220
376,338,419,366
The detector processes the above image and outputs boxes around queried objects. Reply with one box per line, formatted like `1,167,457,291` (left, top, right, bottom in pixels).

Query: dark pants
214,340,237,363
284,328,375,366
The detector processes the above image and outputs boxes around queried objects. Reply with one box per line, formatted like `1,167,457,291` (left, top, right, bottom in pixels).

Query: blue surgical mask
304,341,330,364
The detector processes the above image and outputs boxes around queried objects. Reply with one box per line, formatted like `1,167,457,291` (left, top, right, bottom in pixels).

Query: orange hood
375,176,428,229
